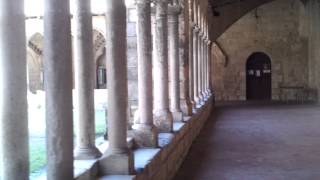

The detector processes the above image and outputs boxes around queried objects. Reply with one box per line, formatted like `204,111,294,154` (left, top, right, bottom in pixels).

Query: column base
74,146,102,160
129,124,158,148
180,99,193,116
99,150,135,175
153,109,173,133
172,110,184,122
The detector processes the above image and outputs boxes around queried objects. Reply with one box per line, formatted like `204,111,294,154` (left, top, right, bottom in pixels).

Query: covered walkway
175,102,320,180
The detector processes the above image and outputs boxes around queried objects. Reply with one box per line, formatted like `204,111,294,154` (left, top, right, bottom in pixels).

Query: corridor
175,102,320,180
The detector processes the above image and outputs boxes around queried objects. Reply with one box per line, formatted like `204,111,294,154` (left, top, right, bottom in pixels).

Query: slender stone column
204,36,210,98
188,0,195,112
193,2,201,108
202,32,207,101
207,39,212,96
131,0,158,148
0,0,29,179
198,30,204,105
99,0,134,175
193,25,200,108
44,0,73,178
153,0,173,132
73,0,102,160
168,3,183,122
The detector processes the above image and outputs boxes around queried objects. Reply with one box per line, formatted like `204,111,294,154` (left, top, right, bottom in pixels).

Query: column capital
193,26,200,33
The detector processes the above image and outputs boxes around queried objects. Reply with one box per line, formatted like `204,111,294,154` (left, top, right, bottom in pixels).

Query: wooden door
246,52,271,100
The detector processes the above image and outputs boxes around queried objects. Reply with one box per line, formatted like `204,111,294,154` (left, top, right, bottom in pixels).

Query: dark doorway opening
246,52,272,100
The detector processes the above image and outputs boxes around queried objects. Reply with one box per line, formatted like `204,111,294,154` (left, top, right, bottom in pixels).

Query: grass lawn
29,109,107,177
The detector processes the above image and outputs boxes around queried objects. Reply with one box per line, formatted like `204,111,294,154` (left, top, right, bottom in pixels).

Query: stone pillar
188,0,195,113
73,0,102,160
168,3,183,122
131,0,158,148
178,4,193,117
207,39,212,96
193,25,200,108
204,38,209,97
44,0,73,178
0,0,29,179
99,0,134,175
153,0,173,132
202,32,207,101
193,2,201,109
197,30,204,105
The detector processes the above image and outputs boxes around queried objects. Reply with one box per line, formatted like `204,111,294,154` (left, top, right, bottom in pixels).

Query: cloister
1,0,320,180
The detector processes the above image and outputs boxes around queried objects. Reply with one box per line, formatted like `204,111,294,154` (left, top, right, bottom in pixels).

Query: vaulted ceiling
208,0,307,40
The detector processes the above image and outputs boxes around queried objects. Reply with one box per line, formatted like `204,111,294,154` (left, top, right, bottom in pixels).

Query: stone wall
212,0,309,101
75,98,214,180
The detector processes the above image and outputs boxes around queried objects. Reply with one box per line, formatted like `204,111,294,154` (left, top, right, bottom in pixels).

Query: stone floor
174,101,320,180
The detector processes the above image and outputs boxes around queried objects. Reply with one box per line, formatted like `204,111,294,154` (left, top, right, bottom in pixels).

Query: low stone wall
134,99,213,180
75,97,213,180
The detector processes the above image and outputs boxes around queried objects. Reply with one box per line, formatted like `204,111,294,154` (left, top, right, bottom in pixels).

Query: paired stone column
73,0,102,160
153,0,173,132
44,0,73,178
99,0,134,175
168,3,183,122
132,0,158,148
0,0,29,179
188,0,195,113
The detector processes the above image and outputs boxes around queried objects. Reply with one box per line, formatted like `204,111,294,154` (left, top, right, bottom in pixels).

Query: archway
246,52,272,100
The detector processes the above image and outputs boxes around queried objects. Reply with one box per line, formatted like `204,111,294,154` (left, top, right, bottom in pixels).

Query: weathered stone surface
0,0,29,179
213,0,309,101
43,0,74,179
73,0,102,160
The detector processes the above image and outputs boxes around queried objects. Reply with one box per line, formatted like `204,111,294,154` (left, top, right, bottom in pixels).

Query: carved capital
193,26,200,33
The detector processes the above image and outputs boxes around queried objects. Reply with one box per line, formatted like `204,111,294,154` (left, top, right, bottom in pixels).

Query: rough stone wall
212,0,308,101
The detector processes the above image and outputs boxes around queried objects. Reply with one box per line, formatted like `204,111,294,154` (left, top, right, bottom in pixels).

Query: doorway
246,52,271,100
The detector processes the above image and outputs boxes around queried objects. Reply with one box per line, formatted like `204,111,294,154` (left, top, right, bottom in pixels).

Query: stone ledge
76,97,213,180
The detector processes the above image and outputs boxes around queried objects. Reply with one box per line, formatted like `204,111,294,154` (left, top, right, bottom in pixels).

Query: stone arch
93,28,107,89
211,0,306,40
27,33,44,93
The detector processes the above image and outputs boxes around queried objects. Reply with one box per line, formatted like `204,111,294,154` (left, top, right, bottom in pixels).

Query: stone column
44,0,73,178
168,3,183,122
153,0,173,132
202,32,207,101
193,25,200,108
73,0,102,159
0,0,29,179
193,2,200,109
188,0,195,113
99,0,134,175
132,0,158,148
204,38,209,97
207,39,212,96
198,30,204,105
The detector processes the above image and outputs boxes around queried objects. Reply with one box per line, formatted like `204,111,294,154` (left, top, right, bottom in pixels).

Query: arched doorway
246,52,272,100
